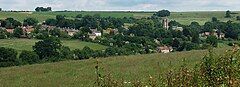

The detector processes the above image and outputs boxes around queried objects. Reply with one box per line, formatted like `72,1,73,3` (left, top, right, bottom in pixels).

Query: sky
0,0,239,11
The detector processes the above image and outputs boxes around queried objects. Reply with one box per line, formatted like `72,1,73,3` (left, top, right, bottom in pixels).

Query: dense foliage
35,7,52,12
154,10,171,17
23,18,39,26
19,50,40,65
0,47,18,67
33,37,62,61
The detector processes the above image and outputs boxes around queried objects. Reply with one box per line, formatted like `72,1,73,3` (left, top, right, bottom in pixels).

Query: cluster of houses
0,26,35,37
200,29,225,39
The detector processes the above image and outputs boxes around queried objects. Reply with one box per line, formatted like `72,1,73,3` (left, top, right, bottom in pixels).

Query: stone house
157,46,173,53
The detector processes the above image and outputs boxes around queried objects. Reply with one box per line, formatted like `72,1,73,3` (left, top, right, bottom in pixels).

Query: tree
23,18,39,26
19,50,40,65
225,21,240,39
56,15,65,21
203,22,213,32
73,46,94,60
13,27,23,38
5,18,21,28
191,31,200,43
206,35,218,47
0,47,18,67
237,16,240,21
0,8,2,11
49,28,61,37
76,14,83,18
45,19,57,26
59,46,73,59
35,7,52,12
225,10,231,18
0,28,7,39
171,38,180,48
154,10,171,17
212,17,218,22
33,37,62,61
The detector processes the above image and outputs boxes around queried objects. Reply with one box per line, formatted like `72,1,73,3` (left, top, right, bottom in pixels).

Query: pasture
1,11,240,25
0,39,107,51
0,46,231,86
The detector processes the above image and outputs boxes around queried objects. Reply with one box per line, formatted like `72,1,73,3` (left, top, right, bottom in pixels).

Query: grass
2,11,240,25
0,46,231,86
169,11,240,25
0,39,107,51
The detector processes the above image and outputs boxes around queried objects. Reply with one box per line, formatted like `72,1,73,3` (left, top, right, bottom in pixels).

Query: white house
90,29,102,36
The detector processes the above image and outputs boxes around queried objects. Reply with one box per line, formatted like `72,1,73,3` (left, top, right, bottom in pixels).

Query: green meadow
0,39,107,51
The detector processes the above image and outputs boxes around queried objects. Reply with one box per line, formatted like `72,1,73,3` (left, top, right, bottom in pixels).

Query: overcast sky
0,0,239,11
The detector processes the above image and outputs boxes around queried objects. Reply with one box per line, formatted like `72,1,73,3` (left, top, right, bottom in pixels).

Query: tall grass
95,47,240,87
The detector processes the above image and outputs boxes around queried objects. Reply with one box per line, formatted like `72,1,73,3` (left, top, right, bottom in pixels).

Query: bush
206,35,218,47
0,47,18,67
228,43,234,46
237,16,240,21
73,46,94,60
19,50,40,65
60,46,73,60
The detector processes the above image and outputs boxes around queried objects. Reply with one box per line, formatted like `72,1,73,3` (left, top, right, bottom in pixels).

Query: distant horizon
0,0,239,12
1,9,239,12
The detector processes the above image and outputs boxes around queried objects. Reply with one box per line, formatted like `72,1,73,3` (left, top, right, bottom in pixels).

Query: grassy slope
0,39,106,51
1,11,240,25
169,11,240,25
0,46,231,86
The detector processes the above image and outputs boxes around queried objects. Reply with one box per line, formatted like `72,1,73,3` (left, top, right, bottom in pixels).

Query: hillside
1,11,240,25
0,39,107,51
0,47,231,86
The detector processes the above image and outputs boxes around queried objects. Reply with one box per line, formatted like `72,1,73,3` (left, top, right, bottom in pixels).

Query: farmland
1,11,240,25
0,46,231,86
0,39,107,51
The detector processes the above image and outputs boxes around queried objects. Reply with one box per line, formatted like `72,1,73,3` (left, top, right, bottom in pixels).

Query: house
65,29,79,36
90,29,102,36
22,26,34,34
200,31,225,39
89,34,97,40
5,29,14,33
172,26,183,31
218,33,225,39
157,46,173,53
103,28,119,35
41,25,56,30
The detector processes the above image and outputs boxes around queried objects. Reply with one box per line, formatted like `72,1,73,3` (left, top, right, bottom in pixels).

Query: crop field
0,46,231,86
0,39,107,51
1,11,240,25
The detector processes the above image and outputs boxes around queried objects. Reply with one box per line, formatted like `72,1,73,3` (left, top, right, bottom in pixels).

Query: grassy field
0,46,231,86
1,11,240,25
0,39,107,51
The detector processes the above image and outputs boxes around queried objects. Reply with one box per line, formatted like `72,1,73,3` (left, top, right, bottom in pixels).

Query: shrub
206,35,218,47
73,46,94,60
60,46,73,60
0,47,18,67
19,50,40,65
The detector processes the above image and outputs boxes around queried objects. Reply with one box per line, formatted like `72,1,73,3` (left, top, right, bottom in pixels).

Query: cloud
0,0,239,11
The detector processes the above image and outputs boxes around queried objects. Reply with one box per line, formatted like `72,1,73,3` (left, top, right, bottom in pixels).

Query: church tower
162,18,169,30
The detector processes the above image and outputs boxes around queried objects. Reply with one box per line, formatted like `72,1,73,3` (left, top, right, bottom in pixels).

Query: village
0,17,229,54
